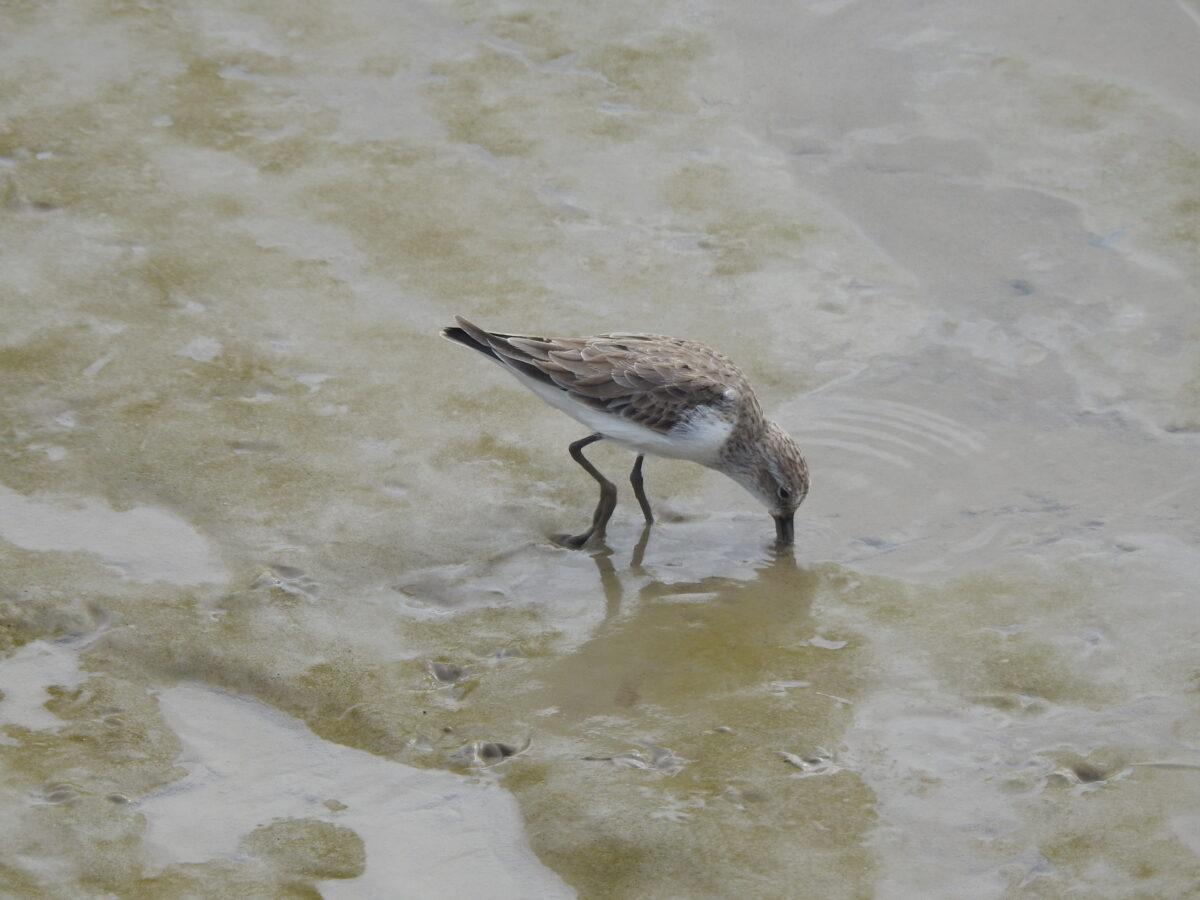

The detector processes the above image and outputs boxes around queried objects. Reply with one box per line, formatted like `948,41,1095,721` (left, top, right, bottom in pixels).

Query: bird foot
553,531,601,550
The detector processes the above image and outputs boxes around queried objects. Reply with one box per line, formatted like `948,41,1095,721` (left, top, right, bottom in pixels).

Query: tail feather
441,315,559,389
440,315,499,361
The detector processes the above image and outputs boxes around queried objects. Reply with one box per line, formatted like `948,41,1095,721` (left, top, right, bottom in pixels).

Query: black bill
774,512,795,545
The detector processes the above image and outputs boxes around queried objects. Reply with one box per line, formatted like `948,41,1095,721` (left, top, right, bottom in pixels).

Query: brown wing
445,317,747,434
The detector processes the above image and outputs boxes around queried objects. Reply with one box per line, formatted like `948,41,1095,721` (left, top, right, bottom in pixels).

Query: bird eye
777,485,792,501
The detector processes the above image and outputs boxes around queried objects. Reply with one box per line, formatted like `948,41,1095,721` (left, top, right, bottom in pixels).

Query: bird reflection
526,533,825,730
586,527,810,620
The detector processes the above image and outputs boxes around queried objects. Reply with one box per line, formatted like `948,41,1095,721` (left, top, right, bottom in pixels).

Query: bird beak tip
774,513,795,545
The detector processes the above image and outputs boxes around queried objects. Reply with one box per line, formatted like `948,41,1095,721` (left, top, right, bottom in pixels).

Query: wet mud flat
3,0,1200,897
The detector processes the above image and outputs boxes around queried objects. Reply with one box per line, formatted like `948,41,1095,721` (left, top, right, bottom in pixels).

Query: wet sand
2,0,1198,896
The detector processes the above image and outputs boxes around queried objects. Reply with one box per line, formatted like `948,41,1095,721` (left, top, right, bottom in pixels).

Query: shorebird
441,316,809,547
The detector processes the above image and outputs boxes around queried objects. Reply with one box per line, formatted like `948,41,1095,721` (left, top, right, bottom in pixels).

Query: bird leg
629,454,654,524
557,433,617,549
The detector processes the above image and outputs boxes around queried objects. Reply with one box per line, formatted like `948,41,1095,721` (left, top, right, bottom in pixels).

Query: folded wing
444,316,746,434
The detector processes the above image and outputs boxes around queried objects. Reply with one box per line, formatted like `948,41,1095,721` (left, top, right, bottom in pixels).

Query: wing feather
448,317,750,435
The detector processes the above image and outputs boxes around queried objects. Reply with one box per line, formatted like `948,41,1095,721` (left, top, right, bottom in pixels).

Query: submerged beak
774,512,795,545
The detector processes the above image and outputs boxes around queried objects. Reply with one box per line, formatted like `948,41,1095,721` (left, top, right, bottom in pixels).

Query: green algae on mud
3,0,1200,895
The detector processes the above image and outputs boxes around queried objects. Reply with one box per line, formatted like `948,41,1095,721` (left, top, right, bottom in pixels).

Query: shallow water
2,0,1199,896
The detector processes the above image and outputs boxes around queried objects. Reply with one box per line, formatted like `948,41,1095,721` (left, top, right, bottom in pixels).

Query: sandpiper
441,316,809,547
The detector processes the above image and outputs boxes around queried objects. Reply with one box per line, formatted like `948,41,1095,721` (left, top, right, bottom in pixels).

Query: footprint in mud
446,737,531,768
418,659,480,702
251,564,320,601
584,742,691,776
1046,752,1128,788
421,647,524,692
426,660,470,684
40,783,85,805
778,748,842,778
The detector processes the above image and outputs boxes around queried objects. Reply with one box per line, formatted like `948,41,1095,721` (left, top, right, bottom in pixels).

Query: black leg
629,454,654,524
556,433,617,549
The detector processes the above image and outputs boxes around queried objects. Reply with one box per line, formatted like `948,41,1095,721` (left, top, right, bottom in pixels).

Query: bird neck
717,412,772,474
